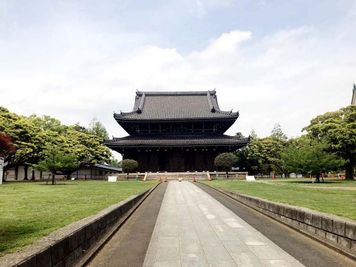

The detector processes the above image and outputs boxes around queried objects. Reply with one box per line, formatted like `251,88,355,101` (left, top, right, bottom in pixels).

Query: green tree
109,158,121,168
271,123,287,141
214,153,237,178
282,136,345,182
88,118,109,141
247,125,287,175
65,127,111,165
303,106,356,180
0,107,112,181
35,146,80,185
0,107,42,179
121,159,138,176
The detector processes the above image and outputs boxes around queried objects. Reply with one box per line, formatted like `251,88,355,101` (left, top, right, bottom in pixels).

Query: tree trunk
24,165,28,180
315,173,321,183
225,171,228,179
51,172,56,185
345,156,355,180
15,165,18,180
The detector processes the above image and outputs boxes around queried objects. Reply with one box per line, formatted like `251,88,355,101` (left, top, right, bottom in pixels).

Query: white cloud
1,15,356,146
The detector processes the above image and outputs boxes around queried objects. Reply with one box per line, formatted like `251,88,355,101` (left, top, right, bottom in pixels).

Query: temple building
105,90,249,172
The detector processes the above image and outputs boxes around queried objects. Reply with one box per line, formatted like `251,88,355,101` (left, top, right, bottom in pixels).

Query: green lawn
202,179,356,220
0,180,157,256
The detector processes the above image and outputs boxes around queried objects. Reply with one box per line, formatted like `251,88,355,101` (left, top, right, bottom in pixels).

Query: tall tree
0,107,42,176
88,118,109,141
282,136,345,182
271,123,288,141
247,125,287,175
65,127,111,165
303,106,356,180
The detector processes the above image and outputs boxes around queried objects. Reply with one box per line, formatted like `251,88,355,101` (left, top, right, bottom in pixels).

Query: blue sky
1,0,355,145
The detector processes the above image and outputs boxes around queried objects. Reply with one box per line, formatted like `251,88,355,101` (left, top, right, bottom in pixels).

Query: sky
1,0,356,142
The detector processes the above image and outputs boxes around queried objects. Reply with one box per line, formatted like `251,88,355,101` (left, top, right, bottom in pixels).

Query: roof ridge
207,91,216,112
137,92,146,113
215,110,239,116
136,90,216,96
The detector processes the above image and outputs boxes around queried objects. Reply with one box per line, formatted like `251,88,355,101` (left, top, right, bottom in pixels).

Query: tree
64,127,111,165
0,108,42,179
0,133,16,181
0,107,112,181
303,106,356,180
109,158,121,168
247,127,287,175
214,153,237,178
282,136,345,182
88,118,109,141
234,147,257,173
121,159,138,176
0,133,16,157
34,146,80,185
271,123,287,141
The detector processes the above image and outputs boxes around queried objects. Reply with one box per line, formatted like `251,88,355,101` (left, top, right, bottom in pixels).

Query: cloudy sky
1,0,355,141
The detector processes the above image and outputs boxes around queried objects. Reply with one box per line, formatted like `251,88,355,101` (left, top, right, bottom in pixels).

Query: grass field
202,178,356,220
0,180,157,256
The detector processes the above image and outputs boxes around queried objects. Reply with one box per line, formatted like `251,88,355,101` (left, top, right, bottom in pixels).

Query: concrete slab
143,181,304,266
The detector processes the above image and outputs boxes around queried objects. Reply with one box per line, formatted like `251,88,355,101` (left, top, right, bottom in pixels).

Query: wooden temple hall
105,90,249,172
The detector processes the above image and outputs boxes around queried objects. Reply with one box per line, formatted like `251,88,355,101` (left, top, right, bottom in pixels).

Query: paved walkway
88,183,167,267
143,181,304,267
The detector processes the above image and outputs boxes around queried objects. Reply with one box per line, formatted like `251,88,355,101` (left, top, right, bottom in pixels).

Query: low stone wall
0,186,157,267
207,185,356,259
114,171,247,181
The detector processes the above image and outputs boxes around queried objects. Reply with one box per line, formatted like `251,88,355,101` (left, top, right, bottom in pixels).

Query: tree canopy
246,124,287,175
35,146,80,184
0,107,112,181
303,105,356,180
214,153,237,177
0,133,16,157
281,136,345,182
88,118,109,141
121,159,138,174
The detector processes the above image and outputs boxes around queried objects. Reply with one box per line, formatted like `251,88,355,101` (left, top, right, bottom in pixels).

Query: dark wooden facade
105,91,248,172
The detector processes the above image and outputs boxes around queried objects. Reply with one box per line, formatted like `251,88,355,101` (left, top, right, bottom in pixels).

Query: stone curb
199,182,356,260
0,183,160,267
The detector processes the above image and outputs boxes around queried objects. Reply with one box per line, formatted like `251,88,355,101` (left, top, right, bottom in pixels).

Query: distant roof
105,135,249,148
114,90,239,121
93,164,122,172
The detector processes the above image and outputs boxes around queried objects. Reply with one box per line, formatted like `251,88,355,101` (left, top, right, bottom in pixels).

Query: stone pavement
143,181,304,267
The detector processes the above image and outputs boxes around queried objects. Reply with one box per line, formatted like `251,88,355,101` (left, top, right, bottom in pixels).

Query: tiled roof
93,164,122,172
114,90,239,121
105,135,249,148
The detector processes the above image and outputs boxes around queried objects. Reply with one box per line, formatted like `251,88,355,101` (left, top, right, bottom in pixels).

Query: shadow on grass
285,180,341,185
38,183,77,186
0,224,39,255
